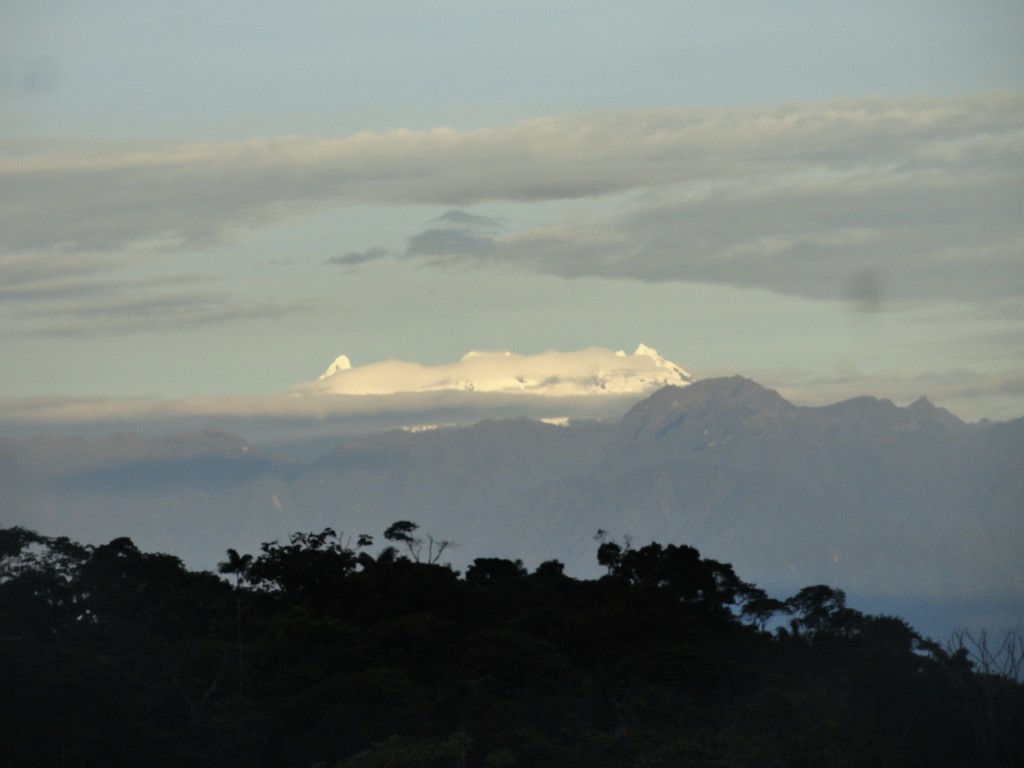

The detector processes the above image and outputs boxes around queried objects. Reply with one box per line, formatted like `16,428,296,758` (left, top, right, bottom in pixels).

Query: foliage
1,523,1021,768
383,520,453,564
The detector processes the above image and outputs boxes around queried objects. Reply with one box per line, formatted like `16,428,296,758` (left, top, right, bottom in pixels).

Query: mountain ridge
3,377,1021,641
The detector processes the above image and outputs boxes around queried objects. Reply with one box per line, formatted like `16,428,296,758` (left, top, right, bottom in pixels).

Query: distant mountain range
3,376,1021,641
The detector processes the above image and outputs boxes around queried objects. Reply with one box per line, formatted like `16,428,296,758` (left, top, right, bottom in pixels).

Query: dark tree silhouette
218,548,254,685
465,557,527,584
384,520,453,564
218,548,253,588
2,524,1019,768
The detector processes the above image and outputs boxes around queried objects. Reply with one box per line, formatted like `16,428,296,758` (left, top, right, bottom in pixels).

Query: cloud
14,295,308,337
0,260,308,336
416,166,1023,304
0,252,128,298
0,344,685,436
3,92,1021,308
297,344,692,396
326,246,390,266
22,294,309,337
1,343,1020,436
430,209,505,230
402,207,505,260
2,366,1020,441
4,92,1019,249
0,389,649,443
406,228,497,257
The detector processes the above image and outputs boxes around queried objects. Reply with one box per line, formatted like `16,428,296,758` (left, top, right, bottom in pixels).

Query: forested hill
1,523,1021,768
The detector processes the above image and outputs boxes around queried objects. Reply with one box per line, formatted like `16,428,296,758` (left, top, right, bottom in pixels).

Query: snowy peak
460,350,514,362
299,345,693,397
318,355,352,379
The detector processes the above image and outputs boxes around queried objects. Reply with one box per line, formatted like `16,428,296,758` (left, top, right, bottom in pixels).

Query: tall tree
218,548,254,686
218,548,253,589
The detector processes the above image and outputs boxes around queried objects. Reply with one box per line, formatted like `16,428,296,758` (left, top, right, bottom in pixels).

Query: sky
2,0,1023,430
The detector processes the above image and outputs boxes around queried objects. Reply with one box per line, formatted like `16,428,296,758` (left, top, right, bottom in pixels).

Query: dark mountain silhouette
3,377,1022,639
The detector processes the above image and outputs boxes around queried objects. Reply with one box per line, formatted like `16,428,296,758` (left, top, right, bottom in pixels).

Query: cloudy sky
2,0,1023,428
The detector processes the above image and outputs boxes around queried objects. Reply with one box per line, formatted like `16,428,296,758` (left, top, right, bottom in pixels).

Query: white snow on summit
319,355,352,379
298,345,693,396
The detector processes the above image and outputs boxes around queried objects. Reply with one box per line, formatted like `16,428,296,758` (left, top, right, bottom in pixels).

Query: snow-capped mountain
297,344,693,396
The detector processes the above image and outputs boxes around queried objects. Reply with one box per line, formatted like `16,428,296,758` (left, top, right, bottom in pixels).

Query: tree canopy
0,523,1020,767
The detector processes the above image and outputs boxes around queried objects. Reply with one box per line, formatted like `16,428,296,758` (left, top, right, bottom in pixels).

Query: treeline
0,523,1021,767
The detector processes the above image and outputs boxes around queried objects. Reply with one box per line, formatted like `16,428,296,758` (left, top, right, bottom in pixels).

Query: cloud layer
4,92,1021,310
2,348,1020,438
299,344,692,396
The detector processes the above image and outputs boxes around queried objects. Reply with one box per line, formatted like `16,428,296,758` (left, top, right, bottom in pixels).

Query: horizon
2,347,1020,443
